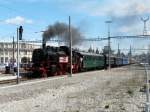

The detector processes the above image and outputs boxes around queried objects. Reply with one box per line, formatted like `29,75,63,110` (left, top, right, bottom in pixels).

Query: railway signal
17,26,23,84
19,26,23,40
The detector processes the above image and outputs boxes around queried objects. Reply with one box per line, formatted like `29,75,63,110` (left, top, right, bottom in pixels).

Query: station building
0,42,40,64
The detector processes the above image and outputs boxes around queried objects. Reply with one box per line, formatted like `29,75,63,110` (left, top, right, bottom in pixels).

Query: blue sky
0,0,150,54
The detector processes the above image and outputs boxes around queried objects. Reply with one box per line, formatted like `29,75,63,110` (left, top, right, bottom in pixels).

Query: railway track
0,65,133,85
0,77,28,84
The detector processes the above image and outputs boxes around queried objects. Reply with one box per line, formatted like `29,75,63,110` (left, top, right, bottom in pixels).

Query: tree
88,46,93,53
117,49,121,57
96,48,99,54
120,52,125,57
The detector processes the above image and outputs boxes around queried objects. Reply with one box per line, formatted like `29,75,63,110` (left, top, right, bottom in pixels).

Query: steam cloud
43,22,84,46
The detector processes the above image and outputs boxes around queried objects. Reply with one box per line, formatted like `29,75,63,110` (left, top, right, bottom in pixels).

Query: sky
0,0,150,54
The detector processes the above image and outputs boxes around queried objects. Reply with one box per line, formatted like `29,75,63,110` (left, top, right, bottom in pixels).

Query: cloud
117,26,139,34
102,0,149,17
71,0,150,17
115,20,150,36
67,0,150,35
4,16,33,25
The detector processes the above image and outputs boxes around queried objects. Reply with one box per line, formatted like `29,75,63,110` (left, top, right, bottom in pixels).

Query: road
0,65,146,112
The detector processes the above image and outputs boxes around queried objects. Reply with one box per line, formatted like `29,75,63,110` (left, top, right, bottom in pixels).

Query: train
31,45,131,77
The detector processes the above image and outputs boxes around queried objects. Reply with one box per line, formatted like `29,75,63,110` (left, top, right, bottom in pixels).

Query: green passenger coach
79,52,105,70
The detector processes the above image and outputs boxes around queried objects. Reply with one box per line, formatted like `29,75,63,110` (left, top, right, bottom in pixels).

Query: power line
19,35,150,43
113,48,150,51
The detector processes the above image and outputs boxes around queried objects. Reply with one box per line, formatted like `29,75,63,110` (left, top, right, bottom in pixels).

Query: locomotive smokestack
42,22,84,46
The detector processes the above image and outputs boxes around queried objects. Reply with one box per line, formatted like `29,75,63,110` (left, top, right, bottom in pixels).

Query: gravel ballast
0,65,147,112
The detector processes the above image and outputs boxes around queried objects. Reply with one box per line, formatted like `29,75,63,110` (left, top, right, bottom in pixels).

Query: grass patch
127,89,134,97
105,104,109,109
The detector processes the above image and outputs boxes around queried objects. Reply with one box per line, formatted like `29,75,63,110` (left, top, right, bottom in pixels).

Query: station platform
0,75,21,82
0,76,17,81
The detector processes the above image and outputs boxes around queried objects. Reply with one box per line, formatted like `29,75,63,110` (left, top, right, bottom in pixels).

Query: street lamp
69,16,72,77
105,20,112,70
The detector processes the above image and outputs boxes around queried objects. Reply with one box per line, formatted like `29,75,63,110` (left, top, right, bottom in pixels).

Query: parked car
0,64,6,71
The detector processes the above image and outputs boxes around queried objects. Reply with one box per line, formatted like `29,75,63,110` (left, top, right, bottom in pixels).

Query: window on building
0,51,3,55
9,51,13,56
8,44,11,48
24,51,27,55
5,44,8,48
5,57,8,63
5,51,8,55
1,57,4,63
15,44,17,49
21,43,26,49
30,45,32,48
0,44,3,48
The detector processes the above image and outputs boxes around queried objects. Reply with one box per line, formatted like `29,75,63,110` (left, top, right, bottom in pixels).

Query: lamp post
69,16,72,77
105,20,112,70
12,36,15,68
144,63,150,112
17,28,19,84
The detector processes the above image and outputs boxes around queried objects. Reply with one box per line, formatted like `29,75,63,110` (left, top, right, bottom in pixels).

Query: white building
0,42,40,64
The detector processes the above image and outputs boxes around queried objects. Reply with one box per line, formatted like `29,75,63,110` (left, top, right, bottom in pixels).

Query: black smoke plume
42,22,84,47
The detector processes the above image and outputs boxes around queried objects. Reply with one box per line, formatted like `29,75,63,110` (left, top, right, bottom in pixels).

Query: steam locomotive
31,45,130,77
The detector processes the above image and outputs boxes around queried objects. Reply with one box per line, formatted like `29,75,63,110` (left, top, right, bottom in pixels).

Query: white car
0,64,6,71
